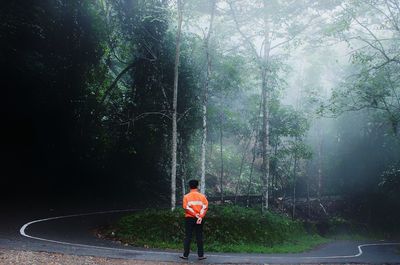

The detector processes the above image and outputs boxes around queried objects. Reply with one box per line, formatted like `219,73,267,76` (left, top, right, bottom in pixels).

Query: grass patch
323,216,399,241
206,234,328,253
105,205,329,253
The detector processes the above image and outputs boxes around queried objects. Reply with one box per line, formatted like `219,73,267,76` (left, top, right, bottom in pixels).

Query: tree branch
228,1,260,60
177,107,193,122
352,16,391,61
134,111,171,121
384,0,400,32
100,63,136,104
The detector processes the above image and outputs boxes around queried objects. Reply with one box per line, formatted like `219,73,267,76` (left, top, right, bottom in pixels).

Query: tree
321,0,400,135
171,0,184,210
227,0,315,211
1,0,108,197
200,0,217,194
288,139,312,218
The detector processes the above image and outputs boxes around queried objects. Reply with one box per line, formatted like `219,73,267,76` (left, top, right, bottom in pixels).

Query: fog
2,0,399,229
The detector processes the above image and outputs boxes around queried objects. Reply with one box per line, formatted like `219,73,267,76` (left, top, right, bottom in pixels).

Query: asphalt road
1,203,399,264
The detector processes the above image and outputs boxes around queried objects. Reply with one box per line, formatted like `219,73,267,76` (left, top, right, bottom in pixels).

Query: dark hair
188,179,199,189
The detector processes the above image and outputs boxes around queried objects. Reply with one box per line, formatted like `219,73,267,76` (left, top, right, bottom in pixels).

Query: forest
2,0,400,229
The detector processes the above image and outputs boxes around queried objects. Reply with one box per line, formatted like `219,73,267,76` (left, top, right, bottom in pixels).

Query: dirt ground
0,248,374,265
0,249,180,265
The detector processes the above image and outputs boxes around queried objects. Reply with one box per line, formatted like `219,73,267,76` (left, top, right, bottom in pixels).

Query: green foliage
270,105,310,139
205,206,300,245
4,0,399,231
111,206,326,253
324,216,399,240
321,0,400,135
205,235,327,253
379,163,400,197
325,216,358,236
117,209,184,244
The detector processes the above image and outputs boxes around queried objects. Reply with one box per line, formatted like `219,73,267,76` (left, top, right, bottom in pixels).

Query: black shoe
179,255,188,260
198,256,207,260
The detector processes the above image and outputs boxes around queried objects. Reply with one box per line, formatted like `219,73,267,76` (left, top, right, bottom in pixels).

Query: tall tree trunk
234,135,252,204
200,0,216,194
219,114,224,204
292,154,298,219
210,136,213,158
317,125,323,200
306,168,311,219
171,0,183,211
180,149,186,197
181,174,186,197
271,138,279,202
246,102,262,207
246,138,257,207
261,0,271,212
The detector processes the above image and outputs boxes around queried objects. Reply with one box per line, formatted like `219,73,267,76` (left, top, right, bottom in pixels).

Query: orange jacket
183,189,208,218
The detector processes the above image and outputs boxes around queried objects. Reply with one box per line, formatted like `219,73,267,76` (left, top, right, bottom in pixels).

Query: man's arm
182,195,187,209
199,196,209,218
183,196,198,218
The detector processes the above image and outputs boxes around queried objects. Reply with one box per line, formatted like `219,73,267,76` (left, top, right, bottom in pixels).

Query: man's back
183,189,208,218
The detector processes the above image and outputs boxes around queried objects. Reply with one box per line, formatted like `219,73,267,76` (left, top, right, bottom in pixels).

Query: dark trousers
183,217,204,257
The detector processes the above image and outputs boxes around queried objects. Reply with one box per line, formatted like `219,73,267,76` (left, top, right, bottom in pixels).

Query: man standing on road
180,179,208,260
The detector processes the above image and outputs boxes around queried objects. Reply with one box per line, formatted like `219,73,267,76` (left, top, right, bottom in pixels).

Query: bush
109,205,326,253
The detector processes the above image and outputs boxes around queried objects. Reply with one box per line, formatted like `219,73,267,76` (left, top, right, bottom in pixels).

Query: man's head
188,179,199,189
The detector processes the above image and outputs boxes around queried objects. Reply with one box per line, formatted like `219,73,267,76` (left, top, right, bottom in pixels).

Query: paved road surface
1,204,399,264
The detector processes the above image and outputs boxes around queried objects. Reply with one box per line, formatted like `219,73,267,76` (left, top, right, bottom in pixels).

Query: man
180,179,208,260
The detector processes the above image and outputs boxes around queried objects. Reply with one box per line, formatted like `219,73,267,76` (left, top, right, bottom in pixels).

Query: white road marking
19,209,400,260
19,209,174,256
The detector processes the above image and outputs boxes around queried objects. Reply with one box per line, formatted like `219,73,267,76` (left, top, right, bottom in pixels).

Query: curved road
1,206,399,264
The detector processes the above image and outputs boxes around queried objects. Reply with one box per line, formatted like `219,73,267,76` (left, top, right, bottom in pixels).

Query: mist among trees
2,0,400,228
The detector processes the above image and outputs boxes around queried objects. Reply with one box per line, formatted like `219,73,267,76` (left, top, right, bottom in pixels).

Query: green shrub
110,205,327,253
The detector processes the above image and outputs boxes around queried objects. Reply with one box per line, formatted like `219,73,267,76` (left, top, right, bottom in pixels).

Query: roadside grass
205,234,329,253
103,205,329,253
323,216,399,241
326,232,391,241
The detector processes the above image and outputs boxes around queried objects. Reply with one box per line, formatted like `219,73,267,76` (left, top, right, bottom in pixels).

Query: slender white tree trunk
220,114,224,203
180,149,186,196
171,0,183,211
306,161,311,218
200,0,216,194
261,0,271,212
201,104,207,194
292,154,298,219
317,124,323,200
235,132,252,204
181,174,186,197
246,137,257,207
247,102,261,207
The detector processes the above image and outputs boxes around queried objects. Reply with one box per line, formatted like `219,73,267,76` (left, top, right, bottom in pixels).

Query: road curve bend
11,209,400,264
